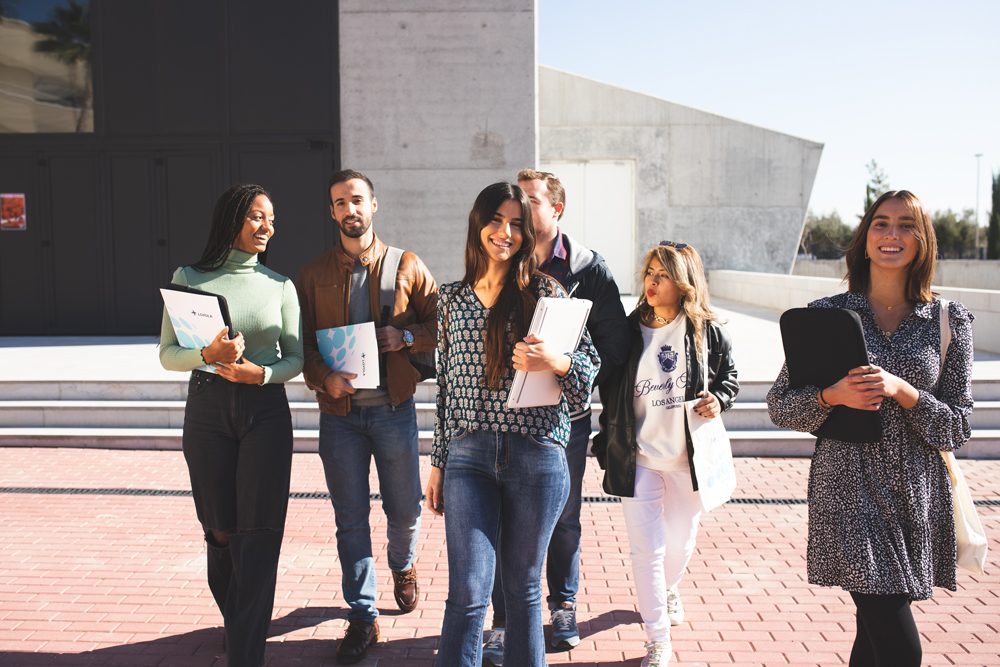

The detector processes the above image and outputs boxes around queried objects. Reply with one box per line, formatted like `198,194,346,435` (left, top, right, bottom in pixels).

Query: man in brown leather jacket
295,170,438,664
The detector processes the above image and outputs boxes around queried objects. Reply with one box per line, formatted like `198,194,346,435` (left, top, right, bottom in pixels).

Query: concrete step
2,427,999,459
5,399,1000,432
4,377,1000,402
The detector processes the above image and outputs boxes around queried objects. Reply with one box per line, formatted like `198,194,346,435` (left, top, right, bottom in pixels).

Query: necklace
867,293,909,311
867,295,910,338
872,311,895,338
649,310,677,326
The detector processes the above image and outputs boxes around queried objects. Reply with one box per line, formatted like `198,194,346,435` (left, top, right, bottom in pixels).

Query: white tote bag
938,299,988,574
686,335,736,512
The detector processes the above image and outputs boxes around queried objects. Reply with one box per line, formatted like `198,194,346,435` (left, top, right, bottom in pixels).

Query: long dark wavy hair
192,184,272,272
459,181,547,391
845,190,936,303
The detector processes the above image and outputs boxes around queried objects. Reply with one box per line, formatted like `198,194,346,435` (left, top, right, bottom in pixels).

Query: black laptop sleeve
778,307,882,444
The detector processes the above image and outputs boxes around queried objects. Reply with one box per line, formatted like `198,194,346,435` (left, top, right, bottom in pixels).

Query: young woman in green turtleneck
158,184,303,667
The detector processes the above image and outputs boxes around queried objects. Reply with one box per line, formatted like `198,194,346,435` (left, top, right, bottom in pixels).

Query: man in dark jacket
484,169,629,662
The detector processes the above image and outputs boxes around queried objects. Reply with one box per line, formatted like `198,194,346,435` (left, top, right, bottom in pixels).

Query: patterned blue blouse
431,277,600,469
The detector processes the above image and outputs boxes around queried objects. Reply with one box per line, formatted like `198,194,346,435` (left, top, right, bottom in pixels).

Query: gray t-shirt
349,258,390,406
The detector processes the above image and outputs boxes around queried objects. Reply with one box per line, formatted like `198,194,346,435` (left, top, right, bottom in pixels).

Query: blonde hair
636,243,720,359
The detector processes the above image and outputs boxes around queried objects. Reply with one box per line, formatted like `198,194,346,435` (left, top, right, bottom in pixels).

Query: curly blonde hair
636,243,720,359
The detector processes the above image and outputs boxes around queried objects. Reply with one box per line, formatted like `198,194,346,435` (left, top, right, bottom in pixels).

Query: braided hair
192,184,272,272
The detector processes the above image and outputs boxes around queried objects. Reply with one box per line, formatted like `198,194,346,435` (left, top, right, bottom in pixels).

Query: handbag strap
938,298,957,476
939,298,951,375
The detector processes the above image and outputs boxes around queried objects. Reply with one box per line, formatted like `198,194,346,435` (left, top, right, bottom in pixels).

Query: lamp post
976,153,983,259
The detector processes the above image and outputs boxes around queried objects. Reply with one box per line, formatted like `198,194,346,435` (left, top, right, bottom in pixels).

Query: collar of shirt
538,229,569,282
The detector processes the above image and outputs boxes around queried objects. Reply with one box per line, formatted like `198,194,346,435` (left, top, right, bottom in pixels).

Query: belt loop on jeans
191,369,219,381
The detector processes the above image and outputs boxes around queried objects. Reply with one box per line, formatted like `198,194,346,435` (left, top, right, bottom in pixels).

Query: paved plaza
2,298,999,665
2,449,999,667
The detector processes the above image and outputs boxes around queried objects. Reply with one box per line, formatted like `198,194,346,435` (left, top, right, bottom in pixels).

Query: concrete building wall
793,258,1000,291
539,66,823,275
709,270,1000,354
339,1,537,284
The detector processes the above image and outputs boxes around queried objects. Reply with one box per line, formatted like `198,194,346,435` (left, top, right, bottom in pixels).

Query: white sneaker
666,585,684,626
641,640,671,667
482,627,505,667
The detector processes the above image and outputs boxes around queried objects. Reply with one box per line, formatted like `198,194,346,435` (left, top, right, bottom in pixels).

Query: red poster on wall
1,194,26,231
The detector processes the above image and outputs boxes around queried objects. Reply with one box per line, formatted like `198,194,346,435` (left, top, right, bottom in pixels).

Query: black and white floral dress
766,293,974,600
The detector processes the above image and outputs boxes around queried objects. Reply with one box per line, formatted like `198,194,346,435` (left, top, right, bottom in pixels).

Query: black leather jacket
559,233,629,391
591,308,739,497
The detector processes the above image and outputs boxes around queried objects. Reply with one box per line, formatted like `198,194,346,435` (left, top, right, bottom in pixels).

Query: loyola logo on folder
316,322,380,389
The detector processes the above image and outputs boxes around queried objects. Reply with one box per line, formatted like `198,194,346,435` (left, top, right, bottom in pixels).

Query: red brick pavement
1,449,998,666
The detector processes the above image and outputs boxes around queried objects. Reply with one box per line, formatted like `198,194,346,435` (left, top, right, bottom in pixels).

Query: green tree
32,0,91,132
988,172,1000,260
861,159,891,218
799,210,853,259
932,209,979,259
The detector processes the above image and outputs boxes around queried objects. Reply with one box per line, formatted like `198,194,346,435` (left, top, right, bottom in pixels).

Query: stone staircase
2,377,999,458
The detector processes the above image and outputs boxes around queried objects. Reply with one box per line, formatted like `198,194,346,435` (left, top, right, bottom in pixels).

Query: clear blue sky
538,0,999,227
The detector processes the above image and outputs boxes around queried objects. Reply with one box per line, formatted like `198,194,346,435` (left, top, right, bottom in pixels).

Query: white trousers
622,465,704,642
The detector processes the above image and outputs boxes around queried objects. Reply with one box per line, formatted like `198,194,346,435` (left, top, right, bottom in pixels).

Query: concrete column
339,0,537,284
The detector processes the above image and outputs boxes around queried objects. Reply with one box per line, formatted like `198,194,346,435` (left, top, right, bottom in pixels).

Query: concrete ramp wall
539,66,823,275
709,270,1000,354
793,259,1000,291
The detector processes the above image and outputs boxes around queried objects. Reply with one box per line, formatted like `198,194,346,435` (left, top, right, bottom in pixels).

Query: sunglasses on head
659,240,688,249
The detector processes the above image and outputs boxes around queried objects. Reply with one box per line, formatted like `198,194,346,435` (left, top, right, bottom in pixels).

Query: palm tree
32,0,91,132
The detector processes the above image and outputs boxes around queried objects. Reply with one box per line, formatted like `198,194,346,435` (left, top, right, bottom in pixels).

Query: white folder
316,322,381,389
506,297,593,408
159,287,231,374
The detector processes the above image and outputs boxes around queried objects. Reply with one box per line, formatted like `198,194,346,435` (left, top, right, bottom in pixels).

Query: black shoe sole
336,633,379,664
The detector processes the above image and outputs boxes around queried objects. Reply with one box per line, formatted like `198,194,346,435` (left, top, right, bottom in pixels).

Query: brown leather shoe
392,566,419,612
336,618,379,664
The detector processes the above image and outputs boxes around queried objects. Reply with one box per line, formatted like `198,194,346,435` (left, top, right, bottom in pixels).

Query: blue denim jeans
435,428,569,667
491,415,590,622
318,397,422,622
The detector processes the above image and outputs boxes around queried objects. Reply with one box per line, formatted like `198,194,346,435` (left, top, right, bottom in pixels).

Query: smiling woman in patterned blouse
767,190,975,667
424,181,600,667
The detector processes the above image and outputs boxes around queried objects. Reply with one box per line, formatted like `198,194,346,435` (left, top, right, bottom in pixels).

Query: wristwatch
402,329,414,347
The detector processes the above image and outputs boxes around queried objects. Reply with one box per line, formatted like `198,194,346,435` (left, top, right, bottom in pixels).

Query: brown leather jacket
295,234,438,415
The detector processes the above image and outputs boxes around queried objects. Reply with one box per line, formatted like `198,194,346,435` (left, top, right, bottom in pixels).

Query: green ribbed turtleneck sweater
159,249,304,384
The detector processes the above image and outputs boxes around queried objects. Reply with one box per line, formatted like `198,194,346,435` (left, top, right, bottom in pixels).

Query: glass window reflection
0,0,93,133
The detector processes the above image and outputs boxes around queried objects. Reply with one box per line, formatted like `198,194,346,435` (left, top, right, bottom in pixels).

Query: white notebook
506,297,593,408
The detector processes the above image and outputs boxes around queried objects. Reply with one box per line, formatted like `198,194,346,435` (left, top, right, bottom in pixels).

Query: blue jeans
491,414,590,621
435,428,570,667
318,397,422,622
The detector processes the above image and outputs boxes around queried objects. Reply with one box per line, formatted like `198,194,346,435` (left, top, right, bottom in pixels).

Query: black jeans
182,371,293,667
849,592,922,667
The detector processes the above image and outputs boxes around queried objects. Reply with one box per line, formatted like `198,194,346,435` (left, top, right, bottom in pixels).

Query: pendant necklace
868,293,908,311
867,294,909,338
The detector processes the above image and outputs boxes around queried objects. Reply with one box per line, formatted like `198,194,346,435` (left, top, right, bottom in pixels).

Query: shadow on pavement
0,605,443,667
